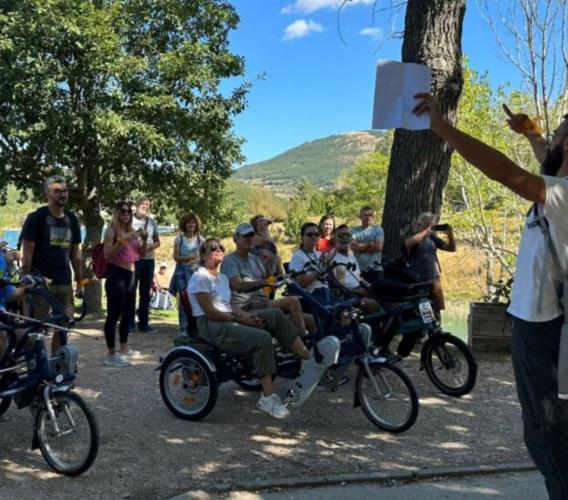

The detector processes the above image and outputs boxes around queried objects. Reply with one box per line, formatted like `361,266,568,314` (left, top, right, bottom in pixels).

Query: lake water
1,227,173,249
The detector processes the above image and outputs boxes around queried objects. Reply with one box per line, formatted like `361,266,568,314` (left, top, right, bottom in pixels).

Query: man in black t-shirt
21,175,83,353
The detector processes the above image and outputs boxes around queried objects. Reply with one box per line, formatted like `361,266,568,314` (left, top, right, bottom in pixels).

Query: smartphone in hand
433,224,450,231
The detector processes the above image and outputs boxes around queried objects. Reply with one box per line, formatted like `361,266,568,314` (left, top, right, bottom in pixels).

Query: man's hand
503,104,542,137
413,93,444,130
239,313,264,327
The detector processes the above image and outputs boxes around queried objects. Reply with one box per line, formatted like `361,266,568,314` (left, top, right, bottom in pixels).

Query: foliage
0,0,248,234
444,64,537,296
284,179,325,241
234,131,387,194
481,277,513,304
0,185,39,229
325,150,390,222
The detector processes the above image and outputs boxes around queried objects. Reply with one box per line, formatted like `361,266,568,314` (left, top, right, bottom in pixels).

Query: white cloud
359,27,384,39
283,19,325,40
282,0,374,14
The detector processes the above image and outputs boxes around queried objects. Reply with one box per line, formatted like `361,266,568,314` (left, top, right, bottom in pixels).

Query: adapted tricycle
0,275,99,476
158,267,419,433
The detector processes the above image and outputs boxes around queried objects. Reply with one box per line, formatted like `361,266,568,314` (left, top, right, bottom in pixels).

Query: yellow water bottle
263,275,276,296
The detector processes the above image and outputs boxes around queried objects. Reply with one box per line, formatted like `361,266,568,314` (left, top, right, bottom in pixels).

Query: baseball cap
235,223,255,236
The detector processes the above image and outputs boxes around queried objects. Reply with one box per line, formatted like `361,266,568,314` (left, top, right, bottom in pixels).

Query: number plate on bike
419,300,435,323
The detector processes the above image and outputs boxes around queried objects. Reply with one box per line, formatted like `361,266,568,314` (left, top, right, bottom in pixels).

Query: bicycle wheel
0,396,11,416
160,349,218,420
422,333,478,397
357,361,419,433
35,390,99,476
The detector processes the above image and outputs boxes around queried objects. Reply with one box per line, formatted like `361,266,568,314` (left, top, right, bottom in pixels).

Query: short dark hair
334,224,350,233
299,222,319,250
179,213,202,233
43,175,66,193
360,206,374,214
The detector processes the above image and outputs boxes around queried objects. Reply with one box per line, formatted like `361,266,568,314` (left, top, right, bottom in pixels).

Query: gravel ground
0,317,528,500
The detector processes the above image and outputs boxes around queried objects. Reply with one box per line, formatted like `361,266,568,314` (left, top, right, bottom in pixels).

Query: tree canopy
0,0,248,232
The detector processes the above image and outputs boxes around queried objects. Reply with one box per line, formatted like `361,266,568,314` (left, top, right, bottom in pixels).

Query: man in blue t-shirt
351,205,385,272
21,175,83,353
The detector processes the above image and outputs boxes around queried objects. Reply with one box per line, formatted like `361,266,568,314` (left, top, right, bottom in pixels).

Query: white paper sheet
371,60,431,130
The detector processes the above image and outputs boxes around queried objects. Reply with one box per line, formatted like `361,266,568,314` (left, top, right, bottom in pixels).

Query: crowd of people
1,95,568,496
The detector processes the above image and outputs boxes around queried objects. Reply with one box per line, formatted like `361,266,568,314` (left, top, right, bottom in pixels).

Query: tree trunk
381,0,466,259
81,205,104,314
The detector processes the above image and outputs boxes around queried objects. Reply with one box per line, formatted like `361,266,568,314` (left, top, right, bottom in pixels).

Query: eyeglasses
208,245,225,253
336,232,352,240
304,232,320,237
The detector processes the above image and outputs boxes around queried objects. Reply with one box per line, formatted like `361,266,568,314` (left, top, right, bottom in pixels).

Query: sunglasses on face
119,208,132,215
336,232,351,240
208,245,225,253
304,232,320,238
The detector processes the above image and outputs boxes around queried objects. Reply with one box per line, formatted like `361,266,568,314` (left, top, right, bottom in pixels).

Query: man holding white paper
413,92,568,500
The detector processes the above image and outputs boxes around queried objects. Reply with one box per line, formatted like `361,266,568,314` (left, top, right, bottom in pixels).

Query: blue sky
227,0,518,166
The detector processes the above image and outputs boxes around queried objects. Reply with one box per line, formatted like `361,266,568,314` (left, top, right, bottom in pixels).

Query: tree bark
381,0,466,259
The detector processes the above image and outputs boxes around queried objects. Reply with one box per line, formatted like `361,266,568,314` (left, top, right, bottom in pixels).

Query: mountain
233,130,387,194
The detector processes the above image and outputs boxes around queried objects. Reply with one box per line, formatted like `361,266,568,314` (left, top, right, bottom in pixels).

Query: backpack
91,243,108,279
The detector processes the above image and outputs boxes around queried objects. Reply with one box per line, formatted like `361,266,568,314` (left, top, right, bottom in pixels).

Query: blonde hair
111,202,134,234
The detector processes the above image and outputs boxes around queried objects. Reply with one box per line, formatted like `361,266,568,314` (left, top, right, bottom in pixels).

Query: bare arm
195,292,262,326
414,94,546,204
194,292,234,322
103,228,123,261
71,244,83,288
503,104,548,164
228,275,267,293
21,239,35,273
405,228,431,252
439,228,456,252
150,231,161,252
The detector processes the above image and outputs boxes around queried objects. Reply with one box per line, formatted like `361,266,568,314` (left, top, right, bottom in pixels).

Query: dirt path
0,318,527,499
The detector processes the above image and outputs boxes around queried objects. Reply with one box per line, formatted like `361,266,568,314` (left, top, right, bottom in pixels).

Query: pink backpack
91,243,108,279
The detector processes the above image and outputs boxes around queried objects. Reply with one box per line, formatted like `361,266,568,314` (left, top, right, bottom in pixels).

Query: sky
226,0,521,166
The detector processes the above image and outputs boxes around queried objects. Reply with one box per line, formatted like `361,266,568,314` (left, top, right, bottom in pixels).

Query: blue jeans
134,259,155,329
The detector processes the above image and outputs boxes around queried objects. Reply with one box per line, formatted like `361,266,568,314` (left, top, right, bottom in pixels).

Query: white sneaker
104,354,131,367
120,349,141,358
256,393,290,419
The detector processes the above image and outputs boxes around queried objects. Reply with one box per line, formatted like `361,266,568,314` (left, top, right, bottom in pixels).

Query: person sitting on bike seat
289,222,344,309
188,238,311,419
221,222,314,336
328,225,380,314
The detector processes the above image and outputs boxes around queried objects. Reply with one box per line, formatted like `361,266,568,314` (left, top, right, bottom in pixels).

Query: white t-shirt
507,176,568,322
188,267,233,317
330,251,362,290
289,249,327,293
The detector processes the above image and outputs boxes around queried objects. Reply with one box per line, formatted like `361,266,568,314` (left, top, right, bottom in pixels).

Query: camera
433,223,450,231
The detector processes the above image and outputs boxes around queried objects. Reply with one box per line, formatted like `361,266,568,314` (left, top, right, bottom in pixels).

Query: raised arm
503,104,548,164
413,94,546,205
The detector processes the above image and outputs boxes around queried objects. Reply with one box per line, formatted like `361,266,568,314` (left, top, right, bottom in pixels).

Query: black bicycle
0,275,99,476
324,262,477,397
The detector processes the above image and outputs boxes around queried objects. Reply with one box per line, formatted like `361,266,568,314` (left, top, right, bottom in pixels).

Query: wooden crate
468,302,513,353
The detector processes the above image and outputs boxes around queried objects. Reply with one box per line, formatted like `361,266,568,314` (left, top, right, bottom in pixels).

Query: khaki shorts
31,284,74,320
